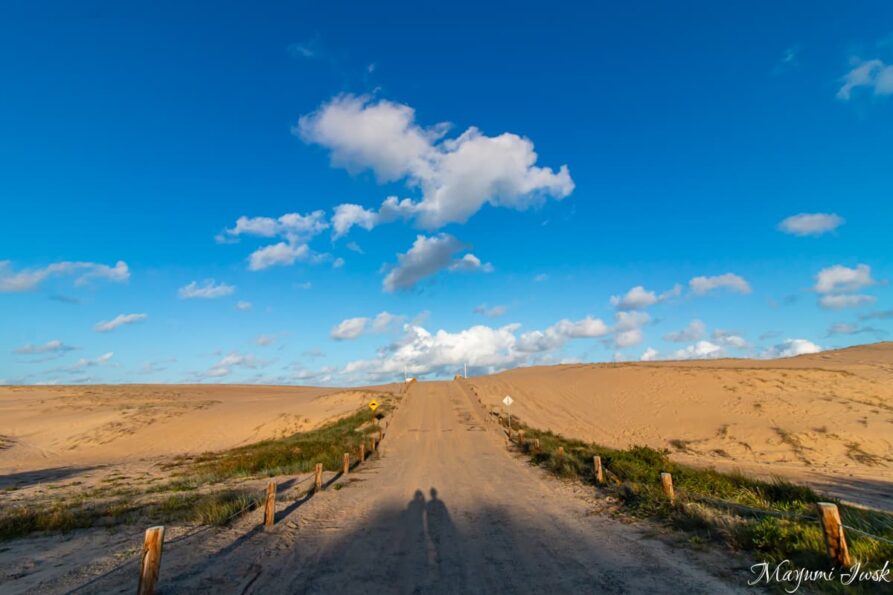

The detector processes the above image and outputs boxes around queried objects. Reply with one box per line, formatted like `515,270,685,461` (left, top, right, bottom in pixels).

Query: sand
465,342,893,509
0,384,396,475
10,381,743,594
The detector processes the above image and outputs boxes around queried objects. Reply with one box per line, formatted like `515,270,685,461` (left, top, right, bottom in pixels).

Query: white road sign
502,395,514,407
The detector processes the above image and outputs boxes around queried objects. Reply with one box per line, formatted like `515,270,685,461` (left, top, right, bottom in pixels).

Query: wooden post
264,481,276,528
533,439,540,454
314,463,323,491
593,456,605,485
660,472,675,503
342,452,350,475
816,502,851,567
557,446,565,458
359,443,365,462
137,526,165,595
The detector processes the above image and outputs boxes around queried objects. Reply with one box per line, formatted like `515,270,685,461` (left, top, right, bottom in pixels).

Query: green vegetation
0,394,395,541
509,420,893,591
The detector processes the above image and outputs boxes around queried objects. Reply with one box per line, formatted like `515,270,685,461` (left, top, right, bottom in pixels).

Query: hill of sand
0,384,396,475
465,342,893,509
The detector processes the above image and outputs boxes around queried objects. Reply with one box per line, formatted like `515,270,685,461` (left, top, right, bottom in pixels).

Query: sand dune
0,384,396,474
465,342,893,509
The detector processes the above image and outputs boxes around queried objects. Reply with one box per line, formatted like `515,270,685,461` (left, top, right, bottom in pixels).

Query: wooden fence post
137,526,165,595
359,443,365,462
343,452,350,475
264,481,276,528
593,456,605,485
660,472,675,503
315,463,323,491
816,502,851,567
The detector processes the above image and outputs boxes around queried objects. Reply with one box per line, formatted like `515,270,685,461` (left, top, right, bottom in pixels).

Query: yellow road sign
368,399,380,412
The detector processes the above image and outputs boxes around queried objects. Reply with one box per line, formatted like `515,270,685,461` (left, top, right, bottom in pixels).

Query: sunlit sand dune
466,342,893,509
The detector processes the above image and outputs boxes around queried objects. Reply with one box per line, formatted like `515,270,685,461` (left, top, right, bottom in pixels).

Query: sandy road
75,381,745,594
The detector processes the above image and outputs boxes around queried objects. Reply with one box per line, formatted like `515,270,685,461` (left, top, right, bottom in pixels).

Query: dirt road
73,381,745,593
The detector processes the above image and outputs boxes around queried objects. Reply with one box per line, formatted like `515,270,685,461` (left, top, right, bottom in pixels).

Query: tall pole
464,362,467,378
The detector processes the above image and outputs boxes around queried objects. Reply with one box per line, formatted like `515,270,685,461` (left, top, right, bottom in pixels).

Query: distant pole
660,472,675,503
464,362,467,378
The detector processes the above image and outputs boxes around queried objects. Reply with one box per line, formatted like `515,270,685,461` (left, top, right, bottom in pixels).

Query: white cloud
689,273,752,295
332,257,345,269
610,284,680,310
346,241,364,254
448,253,494,273
68,352,114,371
474,304,507,318
0,260,129,293
819,294,877,310
517,316,610,352
814,264,876,294
221,211,328,241
256,334,277,346
612,311,650,348
778,213,844,236
331,317,369,340
663,319,706,343
235,301,252,311
673,341,724,360
712,329,750,349
202,352,270,379
95,313,148,333
826,322,884,337
837,59,893,100
297,94,574,230
248,242,309,271
331,311,405,340
383,234,489,292
762,339,821,359
178,280,235,299
14,340,75,355
640,347,659,361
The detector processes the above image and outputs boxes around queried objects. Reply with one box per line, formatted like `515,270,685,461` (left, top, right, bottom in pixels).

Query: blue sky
2,1,892,385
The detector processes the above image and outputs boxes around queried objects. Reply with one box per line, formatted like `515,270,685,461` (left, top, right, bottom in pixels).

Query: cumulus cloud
517,316,610,352
0,260,129,293
689,273,752,295
712,329,751,349
382,234,490,292
178,280,235,299
819,294,876,310
297,94,574,230
218,211,329,271
672,341,724,360
331,311,405,340
248,242,309,271
778,213,844,236
663,319,706,343
14,340,75,355
762,339,821,359
611,311,650,348
331,317,370,340
640,347,659,361
473,304,507,318
95,313,148,333
610,284,681,310
837,59,893,100
814,264,876,294
202,352,270,379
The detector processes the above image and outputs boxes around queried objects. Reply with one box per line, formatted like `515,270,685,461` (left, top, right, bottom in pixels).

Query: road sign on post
368,399,380,412
502,395,514,431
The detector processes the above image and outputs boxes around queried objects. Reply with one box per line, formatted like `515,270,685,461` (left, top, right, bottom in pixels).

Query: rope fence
68,407,394,595
486,397,893,570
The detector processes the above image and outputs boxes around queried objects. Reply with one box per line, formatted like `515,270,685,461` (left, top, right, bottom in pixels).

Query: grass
508,419,893,591
0,394,395,541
